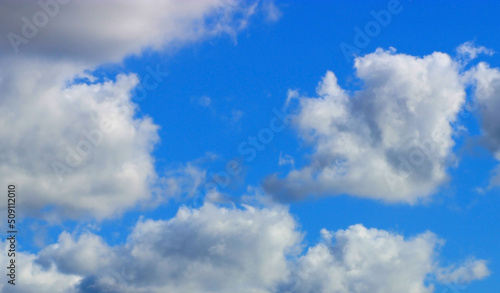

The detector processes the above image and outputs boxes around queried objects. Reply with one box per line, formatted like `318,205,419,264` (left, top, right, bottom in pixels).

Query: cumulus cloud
35,203,302,293
265,48,469,203
0,3,493,291
287,225,489,293
0,62,159,220
0,203,487,293
0,0,261,220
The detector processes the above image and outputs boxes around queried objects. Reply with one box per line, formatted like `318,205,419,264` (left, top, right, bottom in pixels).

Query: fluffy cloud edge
0,203,489,293
265,43,500,204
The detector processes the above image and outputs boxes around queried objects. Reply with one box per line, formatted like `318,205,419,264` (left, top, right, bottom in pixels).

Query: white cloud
278,152,295,167
0,0,257,64
3,203,487,293
1,243,81,293
468,58,500,188
159,161,207,203
287,225,489,293
35,203,302,293
0,61,159,220
0,0,262,220
437,259,490,284
265,48,468,203
262,0,282,22
0,4,493,291
456,42,494,64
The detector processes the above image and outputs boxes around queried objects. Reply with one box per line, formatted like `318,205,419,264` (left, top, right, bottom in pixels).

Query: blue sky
1,0,500,292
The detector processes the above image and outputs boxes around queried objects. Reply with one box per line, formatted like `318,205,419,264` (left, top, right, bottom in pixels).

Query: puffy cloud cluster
0,0,261,220
0,203,488,293
287,225,439,293
286,225,490,293
0,1,494,291
265,47,481,203
31,203,301,293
